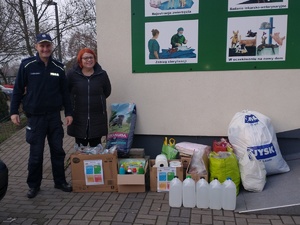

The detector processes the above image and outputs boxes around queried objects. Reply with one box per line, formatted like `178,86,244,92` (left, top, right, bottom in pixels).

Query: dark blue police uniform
10,53,72,189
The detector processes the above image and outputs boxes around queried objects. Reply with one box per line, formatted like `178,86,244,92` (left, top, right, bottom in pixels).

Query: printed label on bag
247,143,277,160
245,114,259,124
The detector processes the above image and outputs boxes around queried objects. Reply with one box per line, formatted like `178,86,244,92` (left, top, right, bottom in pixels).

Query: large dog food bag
106,103,137,157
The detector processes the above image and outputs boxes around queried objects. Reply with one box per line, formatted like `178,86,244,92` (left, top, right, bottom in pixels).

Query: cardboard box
180,156,192,180
70,151,118,192
149,159,183,192
117,158,149,193
186,152,209,182
129,148,145,158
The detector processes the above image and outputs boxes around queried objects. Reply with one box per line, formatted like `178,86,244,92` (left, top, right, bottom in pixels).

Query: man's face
35,42,53,59
178,31,184,36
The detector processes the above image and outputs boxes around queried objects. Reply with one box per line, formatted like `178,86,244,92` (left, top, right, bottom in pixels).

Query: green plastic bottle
137,164,145,174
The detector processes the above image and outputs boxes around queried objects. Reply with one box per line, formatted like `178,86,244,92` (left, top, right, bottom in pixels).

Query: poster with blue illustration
145,0,199,17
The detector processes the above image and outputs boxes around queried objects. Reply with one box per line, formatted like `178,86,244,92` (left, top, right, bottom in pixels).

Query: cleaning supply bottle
209,178,222,210
169,176,182,207
196,177,209,209
222,177,236,210
119,164,125,175
137,164,145,174
182,175,196,208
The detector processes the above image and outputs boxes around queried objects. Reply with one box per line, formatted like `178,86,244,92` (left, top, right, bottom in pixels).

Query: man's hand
11,114,20,126
65,116,73,126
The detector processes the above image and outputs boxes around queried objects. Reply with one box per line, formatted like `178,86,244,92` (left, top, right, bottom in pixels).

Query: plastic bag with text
228,110,290,176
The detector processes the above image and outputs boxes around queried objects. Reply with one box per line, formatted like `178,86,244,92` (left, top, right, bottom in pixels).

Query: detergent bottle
169,176,182,207
196,177,209,209
222,177,236,210
209,178,222,210
182,175,196,208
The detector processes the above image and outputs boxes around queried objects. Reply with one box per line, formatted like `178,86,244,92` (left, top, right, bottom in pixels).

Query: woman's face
81,53,95,69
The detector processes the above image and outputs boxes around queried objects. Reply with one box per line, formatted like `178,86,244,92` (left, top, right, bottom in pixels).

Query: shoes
27,187,40,198
54,182,72,192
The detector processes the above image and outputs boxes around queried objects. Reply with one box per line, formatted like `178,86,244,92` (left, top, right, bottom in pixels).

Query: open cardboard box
70,151,118,192
117,157,149,193
149,159,183,192
186,151,209,182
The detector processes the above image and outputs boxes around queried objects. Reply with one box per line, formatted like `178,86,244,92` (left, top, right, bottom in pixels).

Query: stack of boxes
70,145,210,193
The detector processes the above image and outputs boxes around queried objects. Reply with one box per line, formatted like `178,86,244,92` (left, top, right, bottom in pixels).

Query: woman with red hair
66,48,111,147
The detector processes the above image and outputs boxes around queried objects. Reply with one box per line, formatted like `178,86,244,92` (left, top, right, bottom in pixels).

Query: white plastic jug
169,176,182,207
182,175,196,208
209,178,222,210
196,177,209,209
222,177,236,210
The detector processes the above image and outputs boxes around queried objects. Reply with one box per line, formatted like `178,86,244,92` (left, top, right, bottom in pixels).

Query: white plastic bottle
169,176,182,207
209,178,222,210
182,175,196,208
222,177,236,210
196,177,209,209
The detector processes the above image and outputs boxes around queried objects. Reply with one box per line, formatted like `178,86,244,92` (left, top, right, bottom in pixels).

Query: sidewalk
0,124,300,225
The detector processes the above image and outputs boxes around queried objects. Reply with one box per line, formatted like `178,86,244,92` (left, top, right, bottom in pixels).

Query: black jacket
66,62,111,139
10,54,72,116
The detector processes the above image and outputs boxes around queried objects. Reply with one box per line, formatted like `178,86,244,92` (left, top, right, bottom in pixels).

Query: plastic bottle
222,177,236,210
119,164,125,175
169,176,182,207
182,175,196,208
209,178,222,210
137,164,145,174
196,177,209,209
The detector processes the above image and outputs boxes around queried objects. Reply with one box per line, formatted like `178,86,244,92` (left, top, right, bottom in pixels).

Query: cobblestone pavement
0,123,300,225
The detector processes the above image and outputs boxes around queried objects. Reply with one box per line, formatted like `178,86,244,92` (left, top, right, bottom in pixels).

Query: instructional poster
145,0,199,17
84,160,104,185
157,167,176,192
145,20,198,65
226,15,287,63
228,0,288,12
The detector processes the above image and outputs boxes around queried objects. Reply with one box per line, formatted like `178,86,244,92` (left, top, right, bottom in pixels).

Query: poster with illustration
157,167,177,192
226,15,287,63
84,160,104,185
145,0,199,17
145,20,198,65
228,0,288,12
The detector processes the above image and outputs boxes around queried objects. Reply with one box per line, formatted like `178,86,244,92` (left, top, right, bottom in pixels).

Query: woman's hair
77,48,97,68
151,29,159,37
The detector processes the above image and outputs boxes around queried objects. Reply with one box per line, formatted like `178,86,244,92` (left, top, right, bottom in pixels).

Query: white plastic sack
239,151,266,192
228,110,290,176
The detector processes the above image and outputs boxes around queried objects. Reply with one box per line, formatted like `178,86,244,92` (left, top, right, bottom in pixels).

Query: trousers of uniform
25,111,66,188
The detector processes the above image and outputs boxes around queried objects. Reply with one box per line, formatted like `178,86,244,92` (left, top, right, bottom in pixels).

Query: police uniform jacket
10,54,72,117
66,62,111,139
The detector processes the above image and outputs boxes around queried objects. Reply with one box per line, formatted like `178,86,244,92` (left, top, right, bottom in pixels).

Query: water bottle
209,178,222,210
182,175,196,208
196,177,209,209
222,177,236,210
169,176,182,207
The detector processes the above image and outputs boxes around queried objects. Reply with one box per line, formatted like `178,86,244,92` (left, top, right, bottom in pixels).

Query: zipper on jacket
85,78,91,139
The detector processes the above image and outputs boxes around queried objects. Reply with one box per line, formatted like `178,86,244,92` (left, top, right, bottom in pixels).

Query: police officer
10,33,73,198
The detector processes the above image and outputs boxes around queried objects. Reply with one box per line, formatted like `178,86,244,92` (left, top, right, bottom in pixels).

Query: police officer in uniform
10,33,73,198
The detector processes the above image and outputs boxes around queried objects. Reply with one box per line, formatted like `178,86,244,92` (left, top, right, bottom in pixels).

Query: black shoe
27,187,40,198
54,182,72,192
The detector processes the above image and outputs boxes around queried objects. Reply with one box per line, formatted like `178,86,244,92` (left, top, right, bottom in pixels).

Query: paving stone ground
1,120,300,225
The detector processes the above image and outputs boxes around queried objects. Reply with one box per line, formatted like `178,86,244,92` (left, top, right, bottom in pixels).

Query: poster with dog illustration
145,0,199,17
145,19,198,65
226,15,287,63
228,0,288,11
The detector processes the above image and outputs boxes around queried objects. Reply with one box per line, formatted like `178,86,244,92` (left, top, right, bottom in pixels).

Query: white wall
96,0,300,136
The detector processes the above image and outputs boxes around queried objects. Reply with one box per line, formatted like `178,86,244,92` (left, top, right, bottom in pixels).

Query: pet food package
228,110,290,176
106,103,137,157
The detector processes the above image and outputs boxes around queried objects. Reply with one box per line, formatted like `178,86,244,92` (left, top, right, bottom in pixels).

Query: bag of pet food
106,103,137,157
